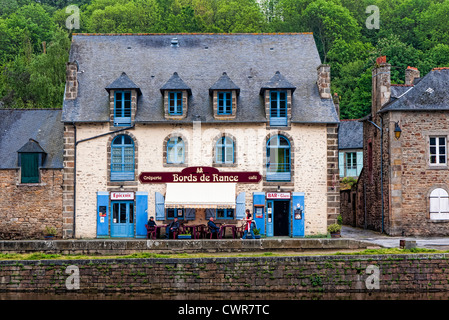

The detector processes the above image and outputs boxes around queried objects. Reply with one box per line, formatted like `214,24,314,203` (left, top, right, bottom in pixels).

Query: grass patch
335,247,445,255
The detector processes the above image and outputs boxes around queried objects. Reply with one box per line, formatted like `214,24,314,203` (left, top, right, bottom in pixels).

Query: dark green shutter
21,153,39,183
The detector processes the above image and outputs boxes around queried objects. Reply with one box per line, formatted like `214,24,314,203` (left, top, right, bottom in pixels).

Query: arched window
167,136,185,164
111,135,135,181
216,136,234,164
430,188,449,220
266,135,291,181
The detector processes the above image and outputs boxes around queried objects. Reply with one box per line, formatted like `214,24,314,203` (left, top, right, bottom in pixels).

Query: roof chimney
317,64,331,99
372,56,391,116
405,66,420,85
65,61,78,100
333,92,340,118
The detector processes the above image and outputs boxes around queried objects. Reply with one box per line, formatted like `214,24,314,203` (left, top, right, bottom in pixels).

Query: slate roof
0,109,63,169
62,33,339,124
380,68,449,113
160,72,192,95
17,139,46,153
259,71,296,95
209,72,240,95
105,72,142,95
338,120,363,150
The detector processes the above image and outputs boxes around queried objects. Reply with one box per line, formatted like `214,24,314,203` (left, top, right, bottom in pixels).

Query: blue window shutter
185,208,196,220
136,192,148,238
96,192,109,237
356,151,363,176
236,192,246,219
292,192,305,237
253,192,265,235
155,192,165,221
339,152,345,177
205,208,215,219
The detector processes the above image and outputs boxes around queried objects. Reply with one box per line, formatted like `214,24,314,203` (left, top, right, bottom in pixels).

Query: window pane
113,203,119,222
430,137,436,146
129,203,134,223
430,155,437,164
120,203,127,223
440,155,446,164
430,147,436,155
439,137,446,146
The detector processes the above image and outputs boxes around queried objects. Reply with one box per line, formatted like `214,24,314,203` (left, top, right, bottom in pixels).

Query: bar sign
266,192,291,199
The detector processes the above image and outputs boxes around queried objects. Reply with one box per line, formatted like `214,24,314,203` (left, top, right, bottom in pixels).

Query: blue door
111,201,134,237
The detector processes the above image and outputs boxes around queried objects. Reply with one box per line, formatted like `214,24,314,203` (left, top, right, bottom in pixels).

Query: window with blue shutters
217,92,232,115
269,90,287,126
167,136,185,164
215,136,234,164
111,135,135,181
216,209,234,219
114,91,132,126
168,91,183,115
266,135,291,181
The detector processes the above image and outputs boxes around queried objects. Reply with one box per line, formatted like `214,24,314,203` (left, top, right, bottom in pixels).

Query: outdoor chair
145,224,157,239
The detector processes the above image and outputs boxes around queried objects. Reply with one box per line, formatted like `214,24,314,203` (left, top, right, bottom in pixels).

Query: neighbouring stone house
338,119,363,227
0,109,64,239
355,57,449,236
61,33,340,239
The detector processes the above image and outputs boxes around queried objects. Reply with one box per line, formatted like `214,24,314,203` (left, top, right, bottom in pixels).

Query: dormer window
260,71,296,128
168,91,183,115
161,72,191,120
217,92,232,115
114,91,132,126
210,72,239,119
17,139,46,184
105,72,141,128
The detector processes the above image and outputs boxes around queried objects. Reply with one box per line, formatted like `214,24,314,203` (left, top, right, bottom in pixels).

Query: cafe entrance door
111,201,134,237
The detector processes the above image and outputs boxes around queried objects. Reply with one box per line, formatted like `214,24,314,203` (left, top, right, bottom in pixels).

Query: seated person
165,217,179,239
147,216,157,228
207,217,220,238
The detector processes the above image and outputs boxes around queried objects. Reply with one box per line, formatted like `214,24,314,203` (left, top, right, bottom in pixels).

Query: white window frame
429,136,447,166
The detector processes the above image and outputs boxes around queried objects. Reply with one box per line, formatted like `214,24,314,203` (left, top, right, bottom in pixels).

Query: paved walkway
341,225,449,250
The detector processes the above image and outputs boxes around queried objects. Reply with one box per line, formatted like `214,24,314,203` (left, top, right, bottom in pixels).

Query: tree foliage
1,0,449,116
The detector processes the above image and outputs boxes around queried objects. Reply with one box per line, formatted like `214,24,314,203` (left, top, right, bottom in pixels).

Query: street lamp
394,122,402,140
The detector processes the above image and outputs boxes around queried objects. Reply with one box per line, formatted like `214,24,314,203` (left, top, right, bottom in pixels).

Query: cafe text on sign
110,192,135,201
266,192,291,200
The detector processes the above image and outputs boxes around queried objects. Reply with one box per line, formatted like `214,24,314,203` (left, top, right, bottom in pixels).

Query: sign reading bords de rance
139,166,262,184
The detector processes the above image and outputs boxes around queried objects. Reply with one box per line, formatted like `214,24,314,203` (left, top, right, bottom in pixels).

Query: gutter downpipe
367,117,384,234
73,124,135,239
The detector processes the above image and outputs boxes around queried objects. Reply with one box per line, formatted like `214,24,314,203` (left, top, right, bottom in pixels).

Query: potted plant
253,228,261,239
178,230,192,239
328,223,341,238
44,226,57,240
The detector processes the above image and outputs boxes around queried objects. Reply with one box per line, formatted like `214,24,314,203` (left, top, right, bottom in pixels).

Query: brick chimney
372,56,391,117
405,66,420,85
65,61,78,100
317,64,331,99
333,92,340,118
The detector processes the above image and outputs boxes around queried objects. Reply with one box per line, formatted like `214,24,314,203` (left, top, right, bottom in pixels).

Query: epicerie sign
266,192,291,199
110,192,134,201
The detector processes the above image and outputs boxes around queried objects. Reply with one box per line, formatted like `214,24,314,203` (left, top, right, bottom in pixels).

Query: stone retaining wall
0,239,372,255
1,254,449,293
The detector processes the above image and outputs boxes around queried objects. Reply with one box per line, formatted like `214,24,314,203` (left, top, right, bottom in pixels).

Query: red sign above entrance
266,192,291,199
139,166,262,184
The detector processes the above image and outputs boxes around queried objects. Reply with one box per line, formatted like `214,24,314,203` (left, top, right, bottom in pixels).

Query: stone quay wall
1,254,449,293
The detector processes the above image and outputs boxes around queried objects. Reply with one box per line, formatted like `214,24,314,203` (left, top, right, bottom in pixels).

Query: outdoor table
154,224,167,239
219,224,237,239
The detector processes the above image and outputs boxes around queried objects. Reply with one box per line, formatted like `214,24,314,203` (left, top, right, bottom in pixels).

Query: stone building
61,33,340,239
356,56,449,236
0,109,64,239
